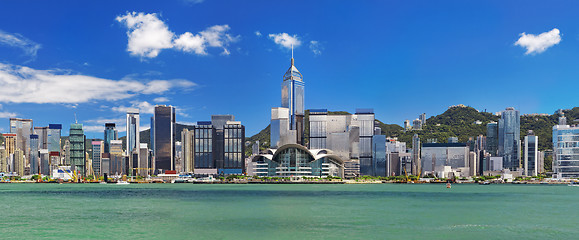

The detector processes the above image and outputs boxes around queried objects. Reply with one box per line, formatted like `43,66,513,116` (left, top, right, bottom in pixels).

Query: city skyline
2,1,579,138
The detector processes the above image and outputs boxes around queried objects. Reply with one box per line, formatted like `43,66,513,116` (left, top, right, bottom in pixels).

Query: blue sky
1,0,579,138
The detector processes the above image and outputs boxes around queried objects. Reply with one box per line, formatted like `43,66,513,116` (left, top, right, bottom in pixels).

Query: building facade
69,123,86,177
524,133,538,176
498,108,520,170
152,105,175,173
190,116,245,175
486,122,498,156
10,118,33,164
104,123,118,153
251,144,344,178
92,141,103,176
30,134,39,175
553,122,579,178
126,109,140,175
281,56,305,145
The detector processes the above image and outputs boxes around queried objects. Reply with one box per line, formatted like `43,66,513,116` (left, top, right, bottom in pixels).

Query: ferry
116,181,130,185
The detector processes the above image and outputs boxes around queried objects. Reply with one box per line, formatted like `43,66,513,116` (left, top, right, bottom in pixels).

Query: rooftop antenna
291,44,294,65
74,113,78,124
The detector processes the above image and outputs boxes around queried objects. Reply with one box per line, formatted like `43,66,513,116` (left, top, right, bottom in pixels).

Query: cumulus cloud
153,97,169,103
115,12,174,58
515,28,561,55
0,30,41,59
255,31,262,37
116,12,239,58
268,33,301,49
112,100,155,114
0,63,195,103
0,104,17,118
309,40,323,56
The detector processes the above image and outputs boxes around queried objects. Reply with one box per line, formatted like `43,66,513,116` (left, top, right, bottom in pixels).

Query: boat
568,182,579,187
446,183,452,188
99,182,107,184
116,181,130,185
479,181,491,185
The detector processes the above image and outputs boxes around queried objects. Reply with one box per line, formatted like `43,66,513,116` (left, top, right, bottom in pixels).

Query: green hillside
246,106,575,152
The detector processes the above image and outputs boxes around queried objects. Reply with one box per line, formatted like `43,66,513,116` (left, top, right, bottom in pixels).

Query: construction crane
57,165,76,182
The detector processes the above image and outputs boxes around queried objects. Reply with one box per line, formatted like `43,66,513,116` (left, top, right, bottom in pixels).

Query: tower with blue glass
281,52,305,145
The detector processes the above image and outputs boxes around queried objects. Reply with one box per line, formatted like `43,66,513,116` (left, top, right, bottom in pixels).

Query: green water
0,183,577,239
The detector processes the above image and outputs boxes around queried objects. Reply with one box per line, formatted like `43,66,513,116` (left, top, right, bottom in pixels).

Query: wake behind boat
116,181,130,185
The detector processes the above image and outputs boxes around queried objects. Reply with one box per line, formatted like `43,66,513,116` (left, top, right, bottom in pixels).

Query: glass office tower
281,57,305,144
10,118,33,162
104,123,118,153
524,134,538,176
193,122,214,169
152,105,175,173
498,108,520,171
29,134,39,174
126,109,140,173
486,122,498,156
553,122,579,178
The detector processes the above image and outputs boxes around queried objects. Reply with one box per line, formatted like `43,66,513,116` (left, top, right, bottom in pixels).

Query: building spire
291,44,294,66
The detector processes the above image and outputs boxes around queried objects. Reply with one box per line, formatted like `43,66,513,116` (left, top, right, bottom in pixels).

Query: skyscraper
181,129,193,173
109,140,124,175
412,134,421,175
69,123,86,177
104,123,118,153
552,115,579,178
281,55,305,145
498,107,520,171
29,134,39,175
47,124,62,167
354,109,375,176
372,135,386,177
92,141,103,176
486,122,498,156
126,109,140,175
191,116,245,175
152,105,175,173
524,132,538,176
10,118,33,163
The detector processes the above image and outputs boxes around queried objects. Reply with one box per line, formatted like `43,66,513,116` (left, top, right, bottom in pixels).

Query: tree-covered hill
246,105,575,152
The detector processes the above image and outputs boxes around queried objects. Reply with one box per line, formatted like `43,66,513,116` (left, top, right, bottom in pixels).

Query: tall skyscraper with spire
280,51,305,145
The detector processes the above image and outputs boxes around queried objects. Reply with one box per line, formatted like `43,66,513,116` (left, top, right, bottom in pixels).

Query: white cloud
255,31,262,37
0,104,17,118
153,97,169,103
174,32,206,55
116,12,239,58
115,12,174,58
183,0,205,4
268,33,301,49
0,30,41,59
112,100,155,114
0,63,195,103
309,40,323,56
515,28,561,55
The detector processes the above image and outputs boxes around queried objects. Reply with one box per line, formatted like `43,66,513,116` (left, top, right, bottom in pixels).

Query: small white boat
99,182,107,184
568,182,579,187
116,181,130,185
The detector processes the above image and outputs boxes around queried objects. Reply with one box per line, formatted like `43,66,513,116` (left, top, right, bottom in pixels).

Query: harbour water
0,183,577,239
